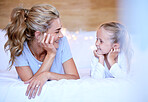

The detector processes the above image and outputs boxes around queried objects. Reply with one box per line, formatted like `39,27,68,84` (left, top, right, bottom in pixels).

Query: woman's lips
55,38,60,43
55,40,59,43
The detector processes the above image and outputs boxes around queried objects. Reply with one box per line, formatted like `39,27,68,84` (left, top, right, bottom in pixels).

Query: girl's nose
95,40,100,46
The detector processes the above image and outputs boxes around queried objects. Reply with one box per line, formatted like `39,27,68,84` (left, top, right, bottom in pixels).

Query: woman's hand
107,48,120,66
40,33,57,55
24,72,48,99
93,50,104,65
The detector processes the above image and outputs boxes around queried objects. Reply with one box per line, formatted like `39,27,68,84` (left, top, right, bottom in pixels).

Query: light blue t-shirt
14,36,72,75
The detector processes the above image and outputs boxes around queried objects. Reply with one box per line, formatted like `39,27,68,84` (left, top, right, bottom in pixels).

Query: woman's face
45,18,63,48
95,27,113,55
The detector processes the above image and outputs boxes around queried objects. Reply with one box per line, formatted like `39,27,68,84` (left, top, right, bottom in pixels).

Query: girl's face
45,18,63,48
95,27,113,55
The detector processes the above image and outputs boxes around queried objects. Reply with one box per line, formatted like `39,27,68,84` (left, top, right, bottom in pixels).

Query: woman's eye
55,31,59,34
55,30,61,34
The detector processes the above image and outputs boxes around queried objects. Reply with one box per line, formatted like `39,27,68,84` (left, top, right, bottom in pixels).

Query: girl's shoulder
118,52,128,65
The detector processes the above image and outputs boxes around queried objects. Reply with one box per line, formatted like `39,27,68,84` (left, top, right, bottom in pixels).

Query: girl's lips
97,48,101,50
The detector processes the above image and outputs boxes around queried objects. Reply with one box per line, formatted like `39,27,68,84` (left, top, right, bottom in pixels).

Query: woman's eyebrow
55,25,62,31
56,28,61,31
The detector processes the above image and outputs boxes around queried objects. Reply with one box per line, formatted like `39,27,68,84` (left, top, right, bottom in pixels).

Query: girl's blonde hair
100,22,133,72
4,4,59,69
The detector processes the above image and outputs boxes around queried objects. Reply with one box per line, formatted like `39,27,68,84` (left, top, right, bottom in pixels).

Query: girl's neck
104,54,111,70
104,53,118,70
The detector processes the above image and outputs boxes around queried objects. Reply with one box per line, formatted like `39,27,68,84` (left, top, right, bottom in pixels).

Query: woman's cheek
38,34,44,43
54,42,59,48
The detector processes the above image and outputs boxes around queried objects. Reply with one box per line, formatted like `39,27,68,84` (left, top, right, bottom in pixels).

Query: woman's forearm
34,54,56,76
46,72,80,80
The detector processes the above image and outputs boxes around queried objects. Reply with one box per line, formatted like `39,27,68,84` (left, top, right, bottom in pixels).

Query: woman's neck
28,40,46,61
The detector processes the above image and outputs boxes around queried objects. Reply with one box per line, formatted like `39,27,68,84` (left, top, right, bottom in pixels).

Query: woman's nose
59,32,64,38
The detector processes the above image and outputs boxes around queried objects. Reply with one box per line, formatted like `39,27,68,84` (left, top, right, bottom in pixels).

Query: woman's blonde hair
4,4,59,69
99,22,133,72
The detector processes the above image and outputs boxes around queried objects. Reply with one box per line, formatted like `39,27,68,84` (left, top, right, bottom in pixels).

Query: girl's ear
34,31,41,40
113,43,120,49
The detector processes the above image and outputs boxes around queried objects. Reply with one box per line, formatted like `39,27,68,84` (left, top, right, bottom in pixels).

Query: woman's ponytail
4,7,29,69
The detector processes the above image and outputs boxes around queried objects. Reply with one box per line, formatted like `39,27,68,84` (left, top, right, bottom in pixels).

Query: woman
4,4,79,99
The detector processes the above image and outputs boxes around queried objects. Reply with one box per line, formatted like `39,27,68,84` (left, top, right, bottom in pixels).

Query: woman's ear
34,31,41,40
113,43,120,49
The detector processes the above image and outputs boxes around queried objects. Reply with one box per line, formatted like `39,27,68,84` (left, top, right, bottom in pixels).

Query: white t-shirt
14,36,72,75
91,52,129,79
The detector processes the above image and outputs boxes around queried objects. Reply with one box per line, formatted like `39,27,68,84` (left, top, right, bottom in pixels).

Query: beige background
0,0,118,31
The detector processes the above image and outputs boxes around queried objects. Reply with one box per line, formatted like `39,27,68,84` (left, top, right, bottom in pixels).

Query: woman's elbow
73,74,80,79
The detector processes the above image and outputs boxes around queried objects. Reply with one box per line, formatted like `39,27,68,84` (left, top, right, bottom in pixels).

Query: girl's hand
93,50,104,65
24,72,48,99
107,48,120,66
40,33,57,55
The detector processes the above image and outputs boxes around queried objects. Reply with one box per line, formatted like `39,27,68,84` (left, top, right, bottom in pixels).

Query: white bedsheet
0,70,134,102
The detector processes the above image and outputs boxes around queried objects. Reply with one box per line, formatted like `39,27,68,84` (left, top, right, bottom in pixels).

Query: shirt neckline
25,41,43,64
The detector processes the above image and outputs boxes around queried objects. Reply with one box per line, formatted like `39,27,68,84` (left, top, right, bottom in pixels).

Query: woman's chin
54,43,59,49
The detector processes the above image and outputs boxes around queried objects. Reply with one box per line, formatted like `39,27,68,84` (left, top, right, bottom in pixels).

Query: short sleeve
61,37,72,63
13,51,29,67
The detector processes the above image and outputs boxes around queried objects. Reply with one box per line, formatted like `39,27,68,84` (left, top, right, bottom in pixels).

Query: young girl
91,22,132,79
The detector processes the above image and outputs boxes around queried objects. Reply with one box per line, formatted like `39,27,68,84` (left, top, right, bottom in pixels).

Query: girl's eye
100,40,103,43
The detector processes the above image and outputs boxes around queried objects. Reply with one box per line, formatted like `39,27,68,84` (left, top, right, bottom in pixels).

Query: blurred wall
0,0,117,31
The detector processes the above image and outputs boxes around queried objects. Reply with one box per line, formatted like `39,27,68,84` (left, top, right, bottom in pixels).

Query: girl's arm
110,64,128,78
91,56,106,79
107,48,128,78
90,50,105,79
109,52,129,78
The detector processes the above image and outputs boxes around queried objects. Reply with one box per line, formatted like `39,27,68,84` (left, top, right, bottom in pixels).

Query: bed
0,68,135,102
0,29,140,102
